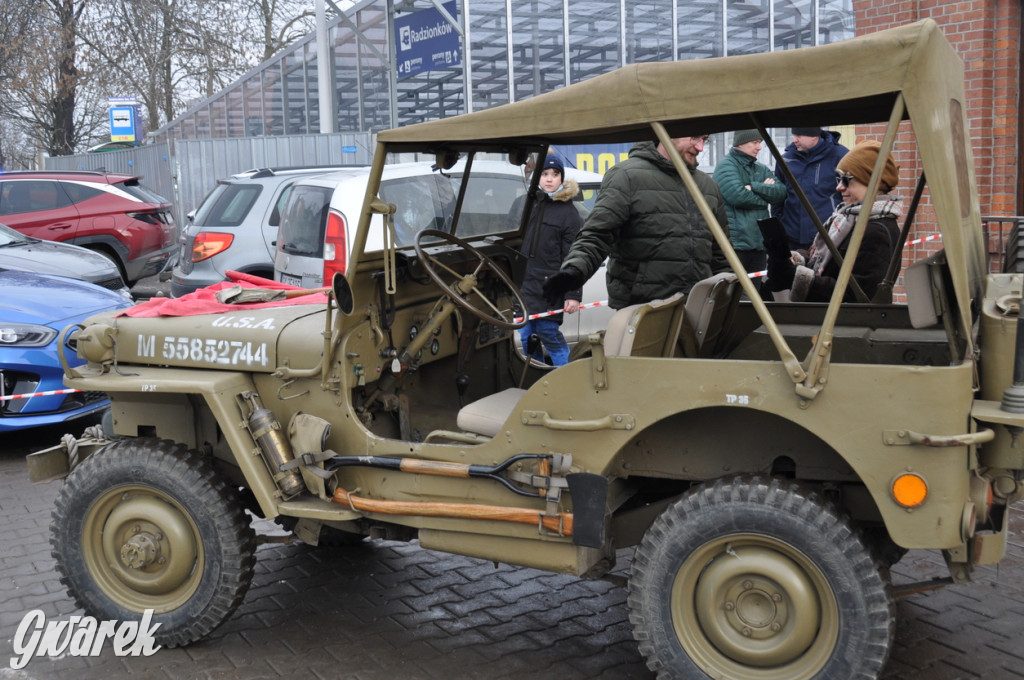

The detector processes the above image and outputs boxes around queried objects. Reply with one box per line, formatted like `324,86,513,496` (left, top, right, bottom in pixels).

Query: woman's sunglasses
835,172,857,188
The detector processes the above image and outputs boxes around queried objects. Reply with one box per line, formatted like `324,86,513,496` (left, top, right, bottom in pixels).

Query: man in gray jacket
543,136,730,309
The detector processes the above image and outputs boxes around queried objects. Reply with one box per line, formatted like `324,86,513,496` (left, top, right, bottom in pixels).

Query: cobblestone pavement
2,420,1024,679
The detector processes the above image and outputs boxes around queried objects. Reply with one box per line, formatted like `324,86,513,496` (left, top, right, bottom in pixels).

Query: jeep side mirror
331,272,354,315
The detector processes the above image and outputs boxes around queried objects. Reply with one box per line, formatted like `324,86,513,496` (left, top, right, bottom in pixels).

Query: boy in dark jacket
518,154,582,366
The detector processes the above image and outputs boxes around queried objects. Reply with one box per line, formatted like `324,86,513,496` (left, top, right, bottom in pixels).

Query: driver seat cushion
456,387,526,438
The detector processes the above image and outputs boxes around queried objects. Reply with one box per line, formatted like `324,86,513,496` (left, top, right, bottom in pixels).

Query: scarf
805,197,902,275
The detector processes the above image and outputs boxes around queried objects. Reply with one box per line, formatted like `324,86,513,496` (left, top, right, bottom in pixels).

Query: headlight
0,324,58,347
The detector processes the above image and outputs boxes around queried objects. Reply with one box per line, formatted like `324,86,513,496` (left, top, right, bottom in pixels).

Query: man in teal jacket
712,129,787,276
542,136,730,310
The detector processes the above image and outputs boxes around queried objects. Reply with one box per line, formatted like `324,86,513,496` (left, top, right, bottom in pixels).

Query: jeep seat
455,387,526,439
452,273,740,439
602,291,688,357
686,272,740,357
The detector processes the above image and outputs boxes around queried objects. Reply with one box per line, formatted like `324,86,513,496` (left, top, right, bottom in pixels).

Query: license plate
279,274,302,287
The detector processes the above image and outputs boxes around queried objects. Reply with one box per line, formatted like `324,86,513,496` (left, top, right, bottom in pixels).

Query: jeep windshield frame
350,19,983,396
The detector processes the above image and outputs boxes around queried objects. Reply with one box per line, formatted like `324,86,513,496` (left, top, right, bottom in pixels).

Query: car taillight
323,210,347,282
126,210,166,225
191,232,234,262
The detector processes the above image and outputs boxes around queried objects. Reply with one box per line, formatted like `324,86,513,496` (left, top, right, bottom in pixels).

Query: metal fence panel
45,144,175,214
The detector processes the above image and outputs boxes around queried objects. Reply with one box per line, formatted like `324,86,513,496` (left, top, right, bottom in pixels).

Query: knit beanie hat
791,127,822,137
542,154,564,177
837,140,900,192
732,129,762,146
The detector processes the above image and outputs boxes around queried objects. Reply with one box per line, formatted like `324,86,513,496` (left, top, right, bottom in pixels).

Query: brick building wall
854,0,1020,275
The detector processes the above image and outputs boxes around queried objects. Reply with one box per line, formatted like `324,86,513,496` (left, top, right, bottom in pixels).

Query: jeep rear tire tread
628,476,894,680
51,438,256,647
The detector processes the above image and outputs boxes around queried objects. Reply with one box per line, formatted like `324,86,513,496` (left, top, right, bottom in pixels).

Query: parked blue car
0,270,131,431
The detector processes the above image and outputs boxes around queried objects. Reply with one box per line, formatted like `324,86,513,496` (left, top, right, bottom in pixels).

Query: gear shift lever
519,334,541,388
455,374,470,406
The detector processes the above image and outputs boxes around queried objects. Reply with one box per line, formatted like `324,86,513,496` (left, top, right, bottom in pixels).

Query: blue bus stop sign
109,106,137,142
394,1,460,79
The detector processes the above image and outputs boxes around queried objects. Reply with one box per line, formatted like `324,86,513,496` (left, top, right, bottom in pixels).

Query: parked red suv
0,170,176,284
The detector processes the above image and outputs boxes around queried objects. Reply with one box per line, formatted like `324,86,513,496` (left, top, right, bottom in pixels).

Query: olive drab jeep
29,20,1024,680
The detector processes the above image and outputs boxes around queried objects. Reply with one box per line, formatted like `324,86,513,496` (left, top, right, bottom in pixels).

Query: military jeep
30,20,1024,680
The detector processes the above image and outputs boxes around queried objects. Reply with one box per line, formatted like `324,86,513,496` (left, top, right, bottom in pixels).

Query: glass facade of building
151,0,854,146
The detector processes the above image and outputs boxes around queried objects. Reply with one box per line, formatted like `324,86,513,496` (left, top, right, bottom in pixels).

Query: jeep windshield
353,19,983,398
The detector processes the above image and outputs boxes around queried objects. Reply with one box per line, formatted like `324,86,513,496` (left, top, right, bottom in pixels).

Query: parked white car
274,160,613,354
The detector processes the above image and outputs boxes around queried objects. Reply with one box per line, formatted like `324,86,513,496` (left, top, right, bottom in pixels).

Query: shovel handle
283,286,331,299
332,487,573,535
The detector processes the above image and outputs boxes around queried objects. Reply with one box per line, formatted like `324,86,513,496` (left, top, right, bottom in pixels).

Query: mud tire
51,438,256,647
628,476,893,679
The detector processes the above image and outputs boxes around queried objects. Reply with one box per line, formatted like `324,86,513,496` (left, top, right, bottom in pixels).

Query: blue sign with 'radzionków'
394,1,460,79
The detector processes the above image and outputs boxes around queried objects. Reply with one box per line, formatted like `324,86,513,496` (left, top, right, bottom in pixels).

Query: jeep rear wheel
51,438,256,647
628,476,893,680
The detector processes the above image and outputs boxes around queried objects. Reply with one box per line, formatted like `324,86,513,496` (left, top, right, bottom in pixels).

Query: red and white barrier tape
748,233,941,281
0,388,81,402
515,299,610,322
521,233,944,318
905,233,942,247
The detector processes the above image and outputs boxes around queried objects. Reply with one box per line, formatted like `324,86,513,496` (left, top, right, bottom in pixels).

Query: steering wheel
414,229,527,330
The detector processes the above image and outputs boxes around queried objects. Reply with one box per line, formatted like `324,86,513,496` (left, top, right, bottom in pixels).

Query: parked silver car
0,221,130,298
170,166,357,297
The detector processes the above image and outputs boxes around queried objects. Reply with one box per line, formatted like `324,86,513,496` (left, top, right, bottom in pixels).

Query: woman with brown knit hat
765,140,901,302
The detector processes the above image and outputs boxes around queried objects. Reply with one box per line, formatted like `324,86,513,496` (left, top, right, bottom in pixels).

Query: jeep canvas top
31,20,1023,679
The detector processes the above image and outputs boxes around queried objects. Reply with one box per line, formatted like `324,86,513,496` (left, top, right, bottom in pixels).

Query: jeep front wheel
628,476,893,679
51,438,256,647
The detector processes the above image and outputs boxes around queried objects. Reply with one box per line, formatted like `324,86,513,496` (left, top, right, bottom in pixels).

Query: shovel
215,284,330,304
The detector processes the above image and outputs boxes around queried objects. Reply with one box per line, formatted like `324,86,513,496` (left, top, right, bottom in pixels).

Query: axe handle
332,487,573,535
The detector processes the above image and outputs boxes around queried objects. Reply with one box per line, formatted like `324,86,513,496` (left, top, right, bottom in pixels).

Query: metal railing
982,215,1024,273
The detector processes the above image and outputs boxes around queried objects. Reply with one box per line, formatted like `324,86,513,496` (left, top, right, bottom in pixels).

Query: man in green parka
712,129,788,276
542,136,731,310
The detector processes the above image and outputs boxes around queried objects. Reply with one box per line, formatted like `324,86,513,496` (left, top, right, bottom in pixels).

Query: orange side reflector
892,473,928,508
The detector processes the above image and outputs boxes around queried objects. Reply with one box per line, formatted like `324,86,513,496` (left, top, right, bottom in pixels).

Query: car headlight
0,324,58,347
